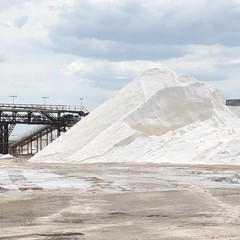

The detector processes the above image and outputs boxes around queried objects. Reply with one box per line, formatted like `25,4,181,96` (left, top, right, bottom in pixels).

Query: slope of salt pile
30,69,240,164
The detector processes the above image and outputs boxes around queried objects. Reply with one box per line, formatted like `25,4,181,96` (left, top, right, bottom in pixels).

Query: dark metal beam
226,99,240,106
0,124,9,154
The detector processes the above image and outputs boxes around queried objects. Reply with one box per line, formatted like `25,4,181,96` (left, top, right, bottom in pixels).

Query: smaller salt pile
0,154,14,159
30,69,240,164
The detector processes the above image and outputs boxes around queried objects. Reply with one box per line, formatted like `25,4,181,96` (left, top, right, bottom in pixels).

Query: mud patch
146,214,168,218
211,173,240,184
38,232,85,236
38,232,85,240
0,186,8,192
19,186,43,191
109,212,127,216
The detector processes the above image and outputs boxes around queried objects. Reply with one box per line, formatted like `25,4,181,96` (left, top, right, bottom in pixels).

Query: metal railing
0,103,88,112
11,125,51,143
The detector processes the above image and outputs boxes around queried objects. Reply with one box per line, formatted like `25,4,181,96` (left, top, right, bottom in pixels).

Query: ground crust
1,158,240,239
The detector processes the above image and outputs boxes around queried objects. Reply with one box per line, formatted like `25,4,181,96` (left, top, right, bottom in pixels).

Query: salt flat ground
1,159,240,239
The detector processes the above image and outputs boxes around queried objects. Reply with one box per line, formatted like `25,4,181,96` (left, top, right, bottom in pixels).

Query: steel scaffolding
0,103,89,155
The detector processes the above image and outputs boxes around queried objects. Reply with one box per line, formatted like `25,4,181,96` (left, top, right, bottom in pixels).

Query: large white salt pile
30,69,240,164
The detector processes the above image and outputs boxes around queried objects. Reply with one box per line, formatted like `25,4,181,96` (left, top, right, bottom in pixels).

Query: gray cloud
0,22,10,28
66,63,133,90
50,37,188,61
0,54,5,62
14,15,28,28
48,0,240,61
190,71,228,82
0,0,26,12
215,62,240,70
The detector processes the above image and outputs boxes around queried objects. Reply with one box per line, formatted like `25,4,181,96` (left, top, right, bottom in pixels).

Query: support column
57,127,61,137
0,124,4,154
0,124,9,154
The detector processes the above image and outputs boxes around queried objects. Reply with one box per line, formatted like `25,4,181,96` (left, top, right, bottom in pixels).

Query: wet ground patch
210,173,240,184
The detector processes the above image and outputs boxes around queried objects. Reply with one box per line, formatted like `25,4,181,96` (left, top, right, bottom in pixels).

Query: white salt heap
0,154,14,159
30,69,240,164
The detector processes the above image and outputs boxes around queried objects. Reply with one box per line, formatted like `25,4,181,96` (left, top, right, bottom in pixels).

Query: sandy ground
1,158,240,239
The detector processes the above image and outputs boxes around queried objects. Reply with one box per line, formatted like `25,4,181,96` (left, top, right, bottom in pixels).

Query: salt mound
30,69,240,164
0,154,14,159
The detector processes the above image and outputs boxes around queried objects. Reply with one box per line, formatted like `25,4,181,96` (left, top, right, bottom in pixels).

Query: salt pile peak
30,69,240,164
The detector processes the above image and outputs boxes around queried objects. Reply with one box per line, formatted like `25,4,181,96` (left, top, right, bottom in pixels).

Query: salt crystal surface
30,69,240,164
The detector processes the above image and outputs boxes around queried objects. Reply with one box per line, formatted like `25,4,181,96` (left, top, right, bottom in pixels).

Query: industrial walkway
0,103,89,155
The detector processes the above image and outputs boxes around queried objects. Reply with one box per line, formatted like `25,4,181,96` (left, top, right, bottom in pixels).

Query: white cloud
64,58,165,89
65,59,163,77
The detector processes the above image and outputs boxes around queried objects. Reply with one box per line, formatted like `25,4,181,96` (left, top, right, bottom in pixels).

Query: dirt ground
1,158,240,239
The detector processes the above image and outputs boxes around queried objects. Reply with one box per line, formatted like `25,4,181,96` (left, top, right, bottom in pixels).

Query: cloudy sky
1,0,240,110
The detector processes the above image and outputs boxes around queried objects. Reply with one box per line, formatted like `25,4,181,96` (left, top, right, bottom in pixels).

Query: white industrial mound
30,69,240,164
